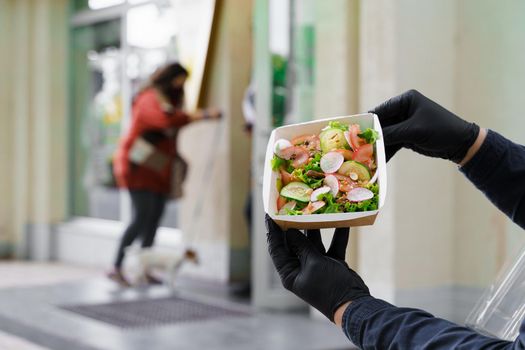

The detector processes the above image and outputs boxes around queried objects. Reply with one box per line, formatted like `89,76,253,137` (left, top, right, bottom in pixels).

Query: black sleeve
460,130,525,229
343,296,520,349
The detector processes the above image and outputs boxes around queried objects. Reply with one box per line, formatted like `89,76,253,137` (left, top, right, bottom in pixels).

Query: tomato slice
333,149,354,160
303,201,325,215
280,169,293,186
349,124,364,150
277,195,288,210
353,143,374,163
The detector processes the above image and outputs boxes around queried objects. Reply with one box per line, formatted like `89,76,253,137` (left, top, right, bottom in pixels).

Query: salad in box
263,113,387,230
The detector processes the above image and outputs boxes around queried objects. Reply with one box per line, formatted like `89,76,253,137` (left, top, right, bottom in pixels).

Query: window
268,0,316,127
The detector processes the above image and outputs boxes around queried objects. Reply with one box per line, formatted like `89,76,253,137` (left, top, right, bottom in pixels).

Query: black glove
265,215,370,321
370,89,480,163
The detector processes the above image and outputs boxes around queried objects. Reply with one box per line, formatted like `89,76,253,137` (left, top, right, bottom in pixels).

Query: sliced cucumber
337,161,371,181
319,128,349,153
280,182,312,202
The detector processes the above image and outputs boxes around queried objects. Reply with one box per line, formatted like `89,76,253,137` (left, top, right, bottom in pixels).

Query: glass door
70,18,122,220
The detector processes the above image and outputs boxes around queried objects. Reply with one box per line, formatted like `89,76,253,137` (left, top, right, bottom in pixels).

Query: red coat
113,89,190,194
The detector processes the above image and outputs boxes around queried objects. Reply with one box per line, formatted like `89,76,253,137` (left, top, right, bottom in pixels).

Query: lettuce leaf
326,121,349,131
318,193,342,213
285,201,307,215
358,128,380,144
343,183,379,212
285,208,303,215
304,153,322,172
271,155,290,171
367,182,379,195
291,154,324,189
291,168,324,189
344,202,359,212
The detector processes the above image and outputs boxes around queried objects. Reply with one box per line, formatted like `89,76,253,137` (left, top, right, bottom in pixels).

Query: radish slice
274,139,293,157
278,200,297,215
344,131,352,149
320,152,344,173
303,201,326,215
324,174,339,197
347,187,374,202
310,186,331,202
368,171,379,185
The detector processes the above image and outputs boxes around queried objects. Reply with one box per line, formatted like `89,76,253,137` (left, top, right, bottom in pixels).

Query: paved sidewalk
0,261,101,289
0,262,355,350
0,330,50,350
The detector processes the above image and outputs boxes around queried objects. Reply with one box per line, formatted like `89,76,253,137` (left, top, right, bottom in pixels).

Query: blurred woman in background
109,62,220,286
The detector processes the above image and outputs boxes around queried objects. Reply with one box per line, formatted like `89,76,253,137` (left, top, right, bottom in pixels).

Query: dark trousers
114,190,167,268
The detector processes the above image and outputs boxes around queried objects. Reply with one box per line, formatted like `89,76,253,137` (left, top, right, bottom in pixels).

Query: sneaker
106,269,131,287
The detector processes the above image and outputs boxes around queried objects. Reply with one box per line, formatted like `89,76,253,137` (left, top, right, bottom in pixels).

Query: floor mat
60,296,250,329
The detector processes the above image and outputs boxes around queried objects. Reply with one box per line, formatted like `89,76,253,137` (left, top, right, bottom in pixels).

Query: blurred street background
0,0,524,349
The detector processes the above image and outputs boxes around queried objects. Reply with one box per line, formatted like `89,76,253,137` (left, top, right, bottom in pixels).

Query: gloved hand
370,89,480,163
265,215,370,321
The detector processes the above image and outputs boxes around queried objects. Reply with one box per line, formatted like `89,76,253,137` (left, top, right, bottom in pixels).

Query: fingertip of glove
265,214,284,237
264,213,273,230
284,229,300,244
285,229,311,254
334,227,350,235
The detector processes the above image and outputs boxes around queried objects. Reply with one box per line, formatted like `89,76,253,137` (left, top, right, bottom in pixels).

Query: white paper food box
263,113,387,230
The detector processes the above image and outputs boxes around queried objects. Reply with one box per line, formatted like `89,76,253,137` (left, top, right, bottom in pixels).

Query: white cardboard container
263,113,387,230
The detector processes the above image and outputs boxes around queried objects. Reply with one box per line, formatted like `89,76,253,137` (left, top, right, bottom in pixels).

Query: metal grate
60,296,250,329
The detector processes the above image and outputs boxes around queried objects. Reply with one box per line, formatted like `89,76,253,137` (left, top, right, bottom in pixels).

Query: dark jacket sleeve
340,130,525,349
460,130,525,229
343,296,524,349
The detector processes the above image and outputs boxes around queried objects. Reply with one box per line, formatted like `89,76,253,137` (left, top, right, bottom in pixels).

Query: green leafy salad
272,121,380,215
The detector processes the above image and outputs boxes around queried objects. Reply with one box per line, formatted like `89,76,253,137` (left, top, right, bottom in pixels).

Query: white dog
125,246,199,288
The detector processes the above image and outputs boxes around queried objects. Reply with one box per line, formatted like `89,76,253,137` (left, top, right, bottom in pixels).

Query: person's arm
370,90,525,229
188,108,222,123
460,129,525,229
134,93,191,129
340,296,525,349
154,89,222,123
134,90,221,130
266,215,525,349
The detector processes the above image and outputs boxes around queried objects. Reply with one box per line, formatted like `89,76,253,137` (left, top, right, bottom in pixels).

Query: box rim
263,113,387,227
